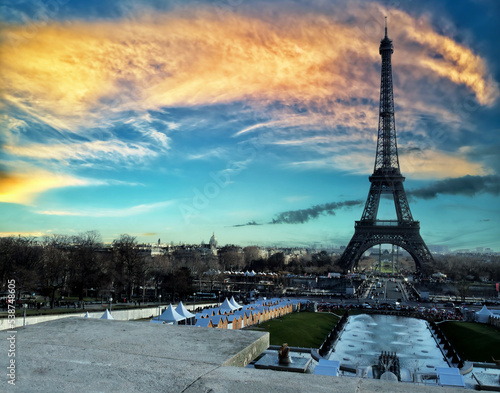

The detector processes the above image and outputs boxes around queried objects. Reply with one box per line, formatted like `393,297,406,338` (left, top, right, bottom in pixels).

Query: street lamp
109,297,113,312
193,293,196,313
158,294,162,317
23,303,28,327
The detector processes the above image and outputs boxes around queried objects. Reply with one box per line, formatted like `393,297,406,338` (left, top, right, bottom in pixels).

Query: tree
218,245,244,271
40,235,71,308
69,231,104,302
162,267,193,301
268,252,285,271
0,236,42,299
243,246,261,270
112,234,143,301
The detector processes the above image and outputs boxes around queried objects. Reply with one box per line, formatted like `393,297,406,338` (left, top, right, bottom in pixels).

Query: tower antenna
384,16,388,37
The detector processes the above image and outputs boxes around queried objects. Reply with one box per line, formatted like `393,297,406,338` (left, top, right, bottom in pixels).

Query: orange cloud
400,149,490,179
0,169,89,204
1,5,496,133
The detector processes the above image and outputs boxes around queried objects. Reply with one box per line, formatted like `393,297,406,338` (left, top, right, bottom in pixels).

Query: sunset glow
1,0,499,250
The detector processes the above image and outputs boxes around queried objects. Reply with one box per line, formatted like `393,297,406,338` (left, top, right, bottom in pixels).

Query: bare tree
40,235,71,308
0,236,42,298
69,231,104,302
112,234,143,301
219,245,244,271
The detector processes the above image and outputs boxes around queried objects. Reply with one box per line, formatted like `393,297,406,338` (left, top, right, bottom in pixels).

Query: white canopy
100,309,114,320
159,304,185,323
229,296,242,309
175,301,195,319
476,305,492,323
220,298,237,311
84,311,90,318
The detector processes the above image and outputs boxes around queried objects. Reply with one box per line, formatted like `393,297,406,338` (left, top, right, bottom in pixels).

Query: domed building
209,232,218,255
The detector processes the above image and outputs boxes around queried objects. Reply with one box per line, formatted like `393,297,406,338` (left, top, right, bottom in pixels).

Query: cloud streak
36,200,174,217
4,140,160,164
409,175,500,199
271,200,363,224
0,168,91,205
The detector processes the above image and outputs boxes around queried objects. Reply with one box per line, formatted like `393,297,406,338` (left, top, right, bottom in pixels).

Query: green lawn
440,321,500,362
250,311,340,348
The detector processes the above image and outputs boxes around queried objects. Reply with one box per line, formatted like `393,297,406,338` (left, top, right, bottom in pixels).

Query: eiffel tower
338,19,434,273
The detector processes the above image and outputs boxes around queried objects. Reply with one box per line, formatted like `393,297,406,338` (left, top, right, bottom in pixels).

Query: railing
355,220,419,227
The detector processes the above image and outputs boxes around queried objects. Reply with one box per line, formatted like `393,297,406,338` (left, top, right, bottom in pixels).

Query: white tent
220,298,237,311
229,296,242,310
159,304,185,324
476,305,492,323
100,309,114,320
84,311,90,318
175,301,196,324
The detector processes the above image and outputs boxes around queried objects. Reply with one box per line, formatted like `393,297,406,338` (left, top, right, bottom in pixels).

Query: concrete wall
222,333,270,367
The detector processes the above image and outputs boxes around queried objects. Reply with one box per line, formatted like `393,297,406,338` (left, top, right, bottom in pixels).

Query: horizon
1,0,499,252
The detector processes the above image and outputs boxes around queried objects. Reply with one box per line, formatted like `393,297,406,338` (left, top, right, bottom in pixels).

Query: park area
250,310,340,348
440,321,500,362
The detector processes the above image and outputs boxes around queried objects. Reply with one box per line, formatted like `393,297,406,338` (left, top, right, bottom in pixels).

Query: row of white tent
192,298,300,329
224,271,279,277
150,297,301,329
86,296,301,327
151,296,242,325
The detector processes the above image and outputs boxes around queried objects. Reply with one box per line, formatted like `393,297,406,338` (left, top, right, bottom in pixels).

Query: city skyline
1,0,499,251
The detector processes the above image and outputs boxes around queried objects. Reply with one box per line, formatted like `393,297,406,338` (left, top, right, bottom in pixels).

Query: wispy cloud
4,140,158,164
36,200,175,217
231,221,262,228
0,231,47,238
186,148,227,160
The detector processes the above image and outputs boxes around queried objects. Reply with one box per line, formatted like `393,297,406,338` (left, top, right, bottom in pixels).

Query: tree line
1,231,498,308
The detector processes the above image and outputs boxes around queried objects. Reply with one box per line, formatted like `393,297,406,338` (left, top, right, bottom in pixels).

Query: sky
1,0,499,251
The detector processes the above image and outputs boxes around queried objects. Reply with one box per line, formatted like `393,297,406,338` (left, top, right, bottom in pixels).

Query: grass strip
440,321,500,362
249,311,340,348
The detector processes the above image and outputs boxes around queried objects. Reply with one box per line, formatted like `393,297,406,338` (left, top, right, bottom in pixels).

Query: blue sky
1,0,499,250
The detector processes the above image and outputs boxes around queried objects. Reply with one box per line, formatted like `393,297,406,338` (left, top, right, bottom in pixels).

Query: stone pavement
1,317,465,392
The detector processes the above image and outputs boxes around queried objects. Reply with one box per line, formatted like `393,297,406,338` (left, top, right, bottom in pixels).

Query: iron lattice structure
338,22,434,273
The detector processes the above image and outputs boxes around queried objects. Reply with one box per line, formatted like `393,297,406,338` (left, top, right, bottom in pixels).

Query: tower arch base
338,222,433,274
